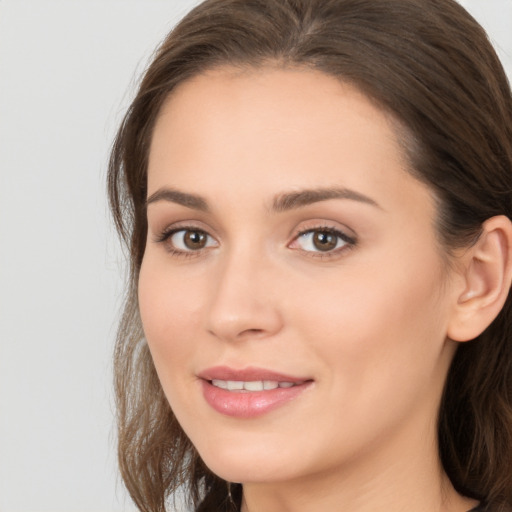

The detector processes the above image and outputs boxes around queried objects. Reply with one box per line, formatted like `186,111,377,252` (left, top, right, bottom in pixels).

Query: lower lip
201,380,311,418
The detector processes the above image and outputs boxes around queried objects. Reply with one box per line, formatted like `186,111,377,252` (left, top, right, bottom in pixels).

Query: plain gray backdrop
0,1,511,511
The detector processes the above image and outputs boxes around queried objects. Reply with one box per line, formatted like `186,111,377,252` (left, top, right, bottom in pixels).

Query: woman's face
139,67,460,485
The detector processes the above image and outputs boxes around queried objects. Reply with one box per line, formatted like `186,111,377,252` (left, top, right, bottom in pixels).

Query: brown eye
312,231,338,251
292,228,354,254
168,228,217,252
184,230,207,249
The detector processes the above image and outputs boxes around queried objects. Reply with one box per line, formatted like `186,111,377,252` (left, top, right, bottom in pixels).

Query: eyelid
152,219,215,242
288,224,357,257
153,223,219,256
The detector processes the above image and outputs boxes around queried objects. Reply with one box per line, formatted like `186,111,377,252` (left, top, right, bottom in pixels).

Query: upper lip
197,366,311,383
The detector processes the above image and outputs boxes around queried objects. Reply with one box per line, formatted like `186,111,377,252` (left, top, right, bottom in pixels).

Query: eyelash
154,225,357,259
154,226,216,259
292,226,357,259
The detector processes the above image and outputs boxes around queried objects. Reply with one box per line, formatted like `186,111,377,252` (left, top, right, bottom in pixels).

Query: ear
447,215,512,342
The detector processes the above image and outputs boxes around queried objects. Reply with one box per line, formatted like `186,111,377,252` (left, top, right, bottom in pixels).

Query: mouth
198,366,313,418
209,379,302,391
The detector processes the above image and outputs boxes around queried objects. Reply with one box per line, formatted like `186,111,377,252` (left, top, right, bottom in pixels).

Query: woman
108,0,512,511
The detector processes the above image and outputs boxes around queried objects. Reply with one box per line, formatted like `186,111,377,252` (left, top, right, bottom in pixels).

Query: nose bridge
206,243,282,342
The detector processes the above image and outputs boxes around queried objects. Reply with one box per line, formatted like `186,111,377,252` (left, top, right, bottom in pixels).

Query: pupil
313,231,337,251
184,230,206,249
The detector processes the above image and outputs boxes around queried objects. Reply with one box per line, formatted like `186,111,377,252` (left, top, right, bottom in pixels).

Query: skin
139,66,480,512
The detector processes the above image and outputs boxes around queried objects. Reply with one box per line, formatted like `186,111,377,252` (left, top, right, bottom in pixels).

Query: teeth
227,381,244,391
211,379,229,389
211,380,297,391
244,381,265,391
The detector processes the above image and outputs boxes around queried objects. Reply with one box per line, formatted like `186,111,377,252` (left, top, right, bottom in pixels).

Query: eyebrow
145,186,380,212
271,187,381,212
146,188,209,211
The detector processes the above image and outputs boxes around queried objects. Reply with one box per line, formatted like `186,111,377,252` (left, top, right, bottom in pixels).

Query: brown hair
108,1,512,510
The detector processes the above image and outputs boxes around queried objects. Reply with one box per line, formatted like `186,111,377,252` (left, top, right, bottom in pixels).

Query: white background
0,1,510,511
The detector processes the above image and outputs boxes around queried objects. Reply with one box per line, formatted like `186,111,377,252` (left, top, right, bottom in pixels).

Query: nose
205,252,284,343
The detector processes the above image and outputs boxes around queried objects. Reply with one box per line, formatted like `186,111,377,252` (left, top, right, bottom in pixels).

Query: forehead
147,66,429,215
152,65,401,157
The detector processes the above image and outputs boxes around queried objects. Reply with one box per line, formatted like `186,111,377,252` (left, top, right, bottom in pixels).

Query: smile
198,366,313,418
210,380,298,391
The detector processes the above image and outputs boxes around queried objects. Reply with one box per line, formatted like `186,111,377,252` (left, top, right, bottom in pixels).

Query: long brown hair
108,1,512,510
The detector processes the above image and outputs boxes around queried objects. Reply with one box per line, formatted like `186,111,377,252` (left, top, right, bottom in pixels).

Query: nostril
205,286,284,342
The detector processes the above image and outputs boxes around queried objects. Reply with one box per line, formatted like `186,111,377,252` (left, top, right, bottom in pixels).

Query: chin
193,434,303,484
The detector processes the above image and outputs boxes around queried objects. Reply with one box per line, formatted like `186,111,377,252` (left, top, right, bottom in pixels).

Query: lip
198,366,313,418
198,365,309,383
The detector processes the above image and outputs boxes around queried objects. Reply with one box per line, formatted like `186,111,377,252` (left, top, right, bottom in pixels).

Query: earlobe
448,215,512,342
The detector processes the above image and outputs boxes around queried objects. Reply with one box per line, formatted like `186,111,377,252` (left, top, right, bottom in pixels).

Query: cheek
280,259,451,460
138,258,204,375
292,254,450,390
